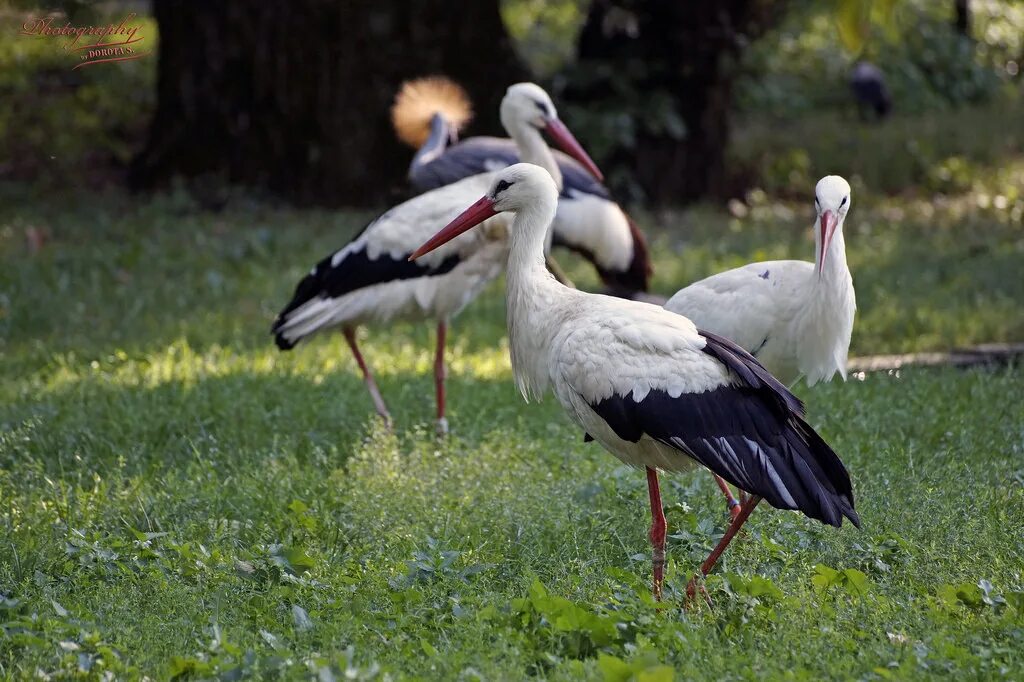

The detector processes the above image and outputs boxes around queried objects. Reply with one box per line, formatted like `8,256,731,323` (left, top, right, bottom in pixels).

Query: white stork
272,84,600,434
391,77,653,297
665,175,856,519
410,164,860,601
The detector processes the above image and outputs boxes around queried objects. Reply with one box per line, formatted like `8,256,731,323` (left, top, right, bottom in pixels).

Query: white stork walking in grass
665,175,856,520
392,77,653,297
272,84,601,434
410,164,860,601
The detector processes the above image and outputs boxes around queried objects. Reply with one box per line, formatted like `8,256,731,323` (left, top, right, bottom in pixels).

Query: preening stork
410,164,860,601
665,175,856,519
392,77,653,296
272,84,601,434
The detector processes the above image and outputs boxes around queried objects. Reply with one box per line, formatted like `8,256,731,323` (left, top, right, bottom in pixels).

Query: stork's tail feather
391,76,473,149
777,417,861,529
271,266,337,351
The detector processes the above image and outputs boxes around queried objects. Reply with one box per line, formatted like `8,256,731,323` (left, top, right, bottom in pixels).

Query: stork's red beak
410,196,497,260
818,210,838,275
543,118,604,182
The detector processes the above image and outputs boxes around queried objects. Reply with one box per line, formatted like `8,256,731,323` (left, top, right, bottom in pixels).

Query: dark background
1,0,1021,208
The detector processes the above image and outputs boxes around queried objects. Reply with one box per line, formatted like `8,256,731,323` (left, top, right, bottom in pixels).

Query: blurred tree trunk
562,0,785,205
954,0,970,37
130,0,529,207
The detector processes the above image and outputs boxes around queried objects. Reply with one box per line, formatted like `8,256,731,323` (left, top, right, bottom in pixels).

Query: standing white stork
410,164,860,600
392,77,653,297
665,176,856,519
272,84,601,434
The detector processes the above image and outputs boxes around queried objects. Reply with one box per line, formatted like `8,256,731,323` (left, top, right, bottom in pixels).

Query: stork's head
813,175,852,275
500,83,603,182
410,164,558,261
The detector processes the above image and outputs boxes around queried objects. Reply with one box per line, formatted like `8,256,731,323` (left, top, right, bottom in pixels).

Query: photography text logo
19,12,150,70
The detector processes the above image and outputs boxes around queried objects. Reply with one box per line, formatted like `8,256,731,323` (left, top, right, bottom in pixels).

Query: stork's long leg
646,466,667,601
713,475,743,520
685,495,762,605
343,328,391,425
434,320,448,435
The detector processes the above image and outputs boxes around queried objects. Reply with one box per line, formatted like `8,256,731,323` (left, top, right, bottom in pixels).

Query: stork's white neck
508,124,563,192
504,194,564,400
813,225,849,285
797,226,855,384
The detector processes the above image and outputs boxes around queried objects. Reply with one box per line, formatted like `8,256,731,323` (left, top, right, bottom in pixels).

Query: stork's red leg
713,475,742,520
343,328,392,426
686,495,762,606
645,466,667,601
434,320,448,435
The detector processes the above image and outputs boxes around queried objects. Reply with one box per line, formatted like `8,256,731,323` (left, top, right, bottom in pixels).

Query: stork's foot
435,417,449,437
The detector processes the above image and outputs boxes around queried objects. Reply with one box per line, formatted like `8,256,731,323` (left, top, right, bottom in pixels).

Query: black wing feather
409,136,611,200
586,332,859,528
408,130,652,293
272,235,459,349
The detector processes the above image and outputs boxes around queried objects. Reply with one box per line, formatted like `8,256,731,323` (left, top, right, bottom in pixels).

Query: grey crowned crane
410,163,860,601
272,84,601,434
391,76,653,297
665,175,856,520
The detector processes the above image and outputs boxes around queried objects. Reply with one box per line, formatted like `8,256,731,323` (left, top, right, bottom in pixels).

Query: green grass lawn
1,182,1023,679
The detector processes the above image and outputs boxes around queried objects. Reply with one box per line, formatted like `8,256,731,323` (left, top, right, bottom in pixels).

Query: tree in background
130,0,528,207
954,0,970,37
559,0,787,205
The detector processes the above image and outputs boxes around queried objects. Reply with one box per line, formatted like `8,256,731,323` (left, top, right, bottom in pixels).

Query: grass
1,178,1023,679
731,99,1024,198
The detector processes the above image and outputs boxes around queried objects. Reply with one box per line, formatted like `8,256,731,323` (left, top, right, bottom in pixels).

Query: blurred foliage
501,0,587,77
834,0,898,56
737,0,1023,117
0,7,156,186
731,100,1024,198
558,66,689,204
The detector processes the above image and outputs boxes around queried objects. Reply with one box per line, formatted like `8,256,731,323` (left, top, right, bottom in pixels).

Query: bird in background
392,76,653,297
850,61,892,121
665,175,856,520
410,163,860,602
272,84,601,435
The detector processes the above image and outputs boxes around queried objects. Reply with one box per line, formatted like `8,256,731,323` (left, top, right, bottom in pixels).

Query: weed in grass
1,181,1023,677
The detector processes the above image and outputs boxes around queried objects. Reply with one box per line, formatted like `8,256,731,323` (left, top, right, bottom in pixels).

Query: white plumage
272,84,598,433
665,175,856,386
393,76,652,296
410,164,860,601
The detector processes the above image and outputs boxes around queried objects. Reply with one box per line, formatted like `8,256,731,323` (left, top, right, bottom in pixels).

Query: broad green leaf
420,638,439,657
842,569,872,596
597,654,632,682
637,667,675,682
836,0,869,54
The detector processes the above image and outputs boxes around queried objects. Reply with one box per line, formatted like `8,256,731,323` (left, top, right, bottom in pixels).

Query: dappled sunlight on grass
2,174,1024,676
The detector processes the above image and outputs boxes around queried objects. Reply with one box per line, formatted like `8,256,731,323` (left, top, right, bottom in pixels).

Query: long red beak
544,118,604,182
818,210,837,275
410,196,498,261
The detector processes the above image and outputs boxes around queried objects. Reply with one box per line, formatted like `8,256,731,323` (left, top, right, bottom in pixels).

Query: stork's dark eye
840,196,848,207
494,179,514,194
532,99,551,117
